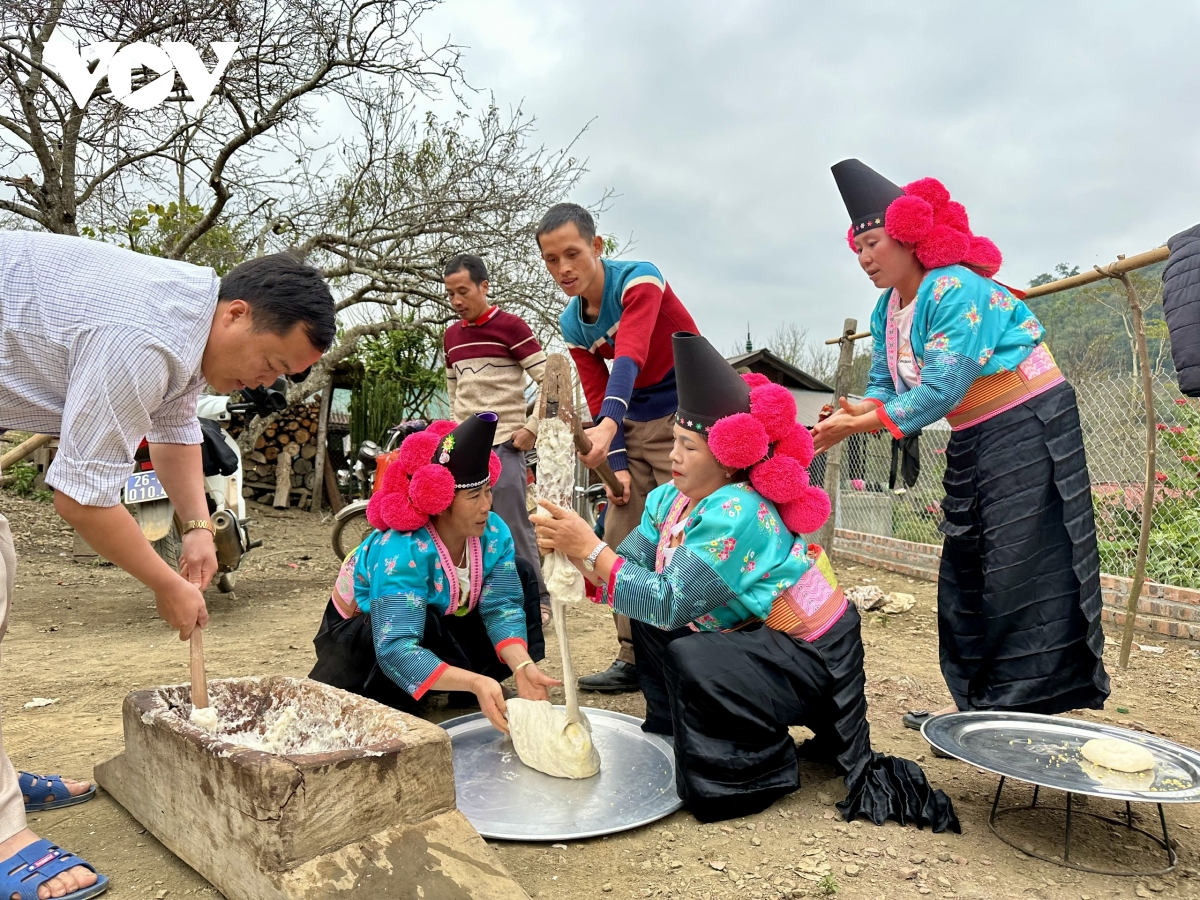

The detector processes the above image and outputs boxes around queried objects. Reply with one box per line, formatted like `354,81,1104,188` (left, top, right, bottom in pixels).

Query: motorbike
331,420,427,560
125,384,285,592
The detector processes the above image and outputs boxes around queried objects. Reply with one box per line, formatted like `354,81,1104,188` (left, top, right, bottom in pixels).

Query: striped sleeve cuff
598,396,629,425
876,404,905,439
600,557,624,606
494,636,527,662
411,661,450,700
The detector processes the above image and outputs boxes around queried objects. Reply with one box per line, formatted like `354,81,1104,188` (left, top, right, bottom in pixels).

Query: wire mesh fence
821,375,1200,590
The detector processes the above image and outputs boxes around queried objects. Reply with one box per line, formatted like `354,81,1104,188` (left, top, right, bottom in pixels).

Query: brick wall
830,529,1200,643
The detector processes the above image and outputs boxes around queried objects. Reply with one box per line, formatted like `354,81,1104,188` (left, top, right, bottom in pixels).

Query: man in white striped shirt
0,232,333,899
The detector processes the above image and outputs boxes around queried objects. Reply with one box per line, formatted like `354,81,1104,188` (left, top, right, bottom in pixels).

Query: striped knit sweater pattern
444,307,547,443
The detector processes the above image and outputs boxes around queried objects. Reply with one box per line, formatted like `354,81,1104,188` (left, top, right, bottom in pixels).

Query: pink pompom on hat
672,332,830,535
831,158,1002,278
366,412,502,533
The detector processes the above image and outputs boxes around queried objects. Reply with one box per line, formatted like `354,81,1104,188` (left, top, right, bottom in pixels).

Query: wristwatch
181,519,215,537
583,541,608,571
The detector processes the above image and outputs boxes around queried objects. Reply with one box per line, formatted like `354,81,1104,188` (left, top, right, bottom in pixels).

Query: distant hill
1023,261,1172,379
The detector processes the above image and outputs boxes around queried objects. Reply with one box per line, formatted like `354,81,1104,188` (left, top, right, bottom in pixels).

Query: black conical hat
832,158,904,237
433,412,497,488
673,332,750,433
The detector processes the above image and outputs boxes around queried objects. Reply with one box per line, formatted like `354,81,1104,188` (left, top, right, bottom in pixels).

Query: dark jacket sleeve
1163,224,1200,397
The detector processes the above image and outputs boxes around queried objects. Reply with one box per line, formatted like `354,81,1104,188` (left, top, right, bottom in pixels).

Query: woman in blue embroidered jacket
535,333,957,829
310,413,554,732
813,160,1109,731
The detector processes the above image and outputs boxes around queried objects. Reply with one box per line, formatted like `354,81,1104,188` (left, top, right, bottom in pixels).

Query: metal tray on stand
441,707,683,841
923,711,1200,875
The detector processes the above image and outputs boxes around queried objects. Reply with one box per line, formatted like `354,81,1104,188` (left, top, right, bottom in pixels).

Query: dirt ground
1,494,1199,899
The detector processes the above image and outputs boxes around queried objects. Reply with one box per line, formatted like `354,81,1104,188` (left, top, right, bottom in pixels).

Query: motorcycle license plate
124,470,167,504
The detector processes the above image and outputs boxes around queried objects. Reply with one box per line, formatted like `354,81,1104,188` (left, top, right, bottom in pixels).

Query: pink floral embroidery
384,557,397,574
756,503,780,534
988,289,1015,311
706,537,737,562
414,538,429,552
741,551,757,574
408,559,417,568
932,275,962,302
925,332,950,352
962,305,981,330
978,348,994,366
1019,318,1043,340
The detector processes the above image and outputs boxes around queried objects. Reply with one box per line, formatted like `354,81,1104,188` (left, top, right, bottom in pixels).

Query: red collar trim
462,306,500,327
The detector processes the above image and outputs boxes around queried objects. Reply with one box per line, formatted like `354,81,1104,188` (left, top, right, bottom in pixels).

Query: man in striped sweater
443,254,550,617
537,204,698,691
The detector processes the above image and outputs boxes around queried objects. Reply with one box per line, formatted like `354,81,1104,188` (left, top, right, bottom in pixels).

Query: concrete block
95,675,529,900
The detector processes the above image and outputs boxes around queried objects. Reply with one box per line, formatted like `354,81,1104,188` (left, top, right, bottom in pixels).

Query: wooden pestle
190,627,209,709
570,410,623,496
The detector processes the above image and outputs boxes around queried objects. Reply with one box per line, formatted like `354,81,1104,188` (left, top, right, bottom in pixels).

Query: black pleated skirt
632,606,959,831
938,381,1109,713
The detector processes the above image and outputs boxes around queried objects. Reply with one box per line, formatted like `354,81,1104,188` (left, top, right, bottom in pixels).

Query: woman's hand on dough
473,675,510,734
516,663,562,702
531,500,601,559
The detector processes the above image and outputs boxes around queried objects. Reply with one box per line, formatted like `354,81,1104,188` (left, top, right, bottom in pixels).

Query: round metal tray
441,707,684,841
923,711,1200,803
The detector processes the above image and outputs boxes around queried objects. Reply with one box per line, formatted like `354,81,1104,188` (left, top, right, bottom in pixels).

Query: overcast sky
415,0,1198,348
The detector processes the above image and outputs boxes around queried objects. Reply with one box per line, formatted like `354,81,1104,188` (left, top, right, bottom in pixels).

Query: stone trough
94,675,529,900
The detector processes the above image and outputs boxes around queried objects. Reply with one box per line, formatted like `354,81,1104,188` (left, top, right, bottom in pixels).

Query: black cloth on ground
631,606,958,831
938,380,1109,714
308,553,545,712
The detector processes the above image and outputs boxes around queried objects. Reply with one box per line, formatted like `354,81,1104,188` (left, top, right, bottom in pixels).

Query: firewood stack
232,401,322,510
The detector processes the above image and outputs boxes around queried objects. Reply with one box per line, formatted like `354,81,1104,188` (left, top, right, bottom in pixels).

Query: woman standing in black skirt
813,160,1109,726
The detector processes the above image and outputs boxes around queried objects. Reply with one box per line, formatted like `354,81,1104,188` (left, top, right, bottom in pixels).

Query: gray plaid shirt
0,231,218,505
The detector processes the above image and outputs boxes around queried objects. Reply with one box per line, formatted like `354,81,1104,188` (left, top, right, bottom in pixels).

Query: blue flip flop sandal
19,773,95,813
0,838,108,899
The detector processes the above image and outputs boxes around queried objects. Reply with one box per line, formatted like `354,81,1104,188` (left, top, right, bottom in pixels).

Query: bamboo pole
825,331,870,346
1024,246,1168,299
1101,264,1158,669
0,433,52,471
815,319,858,551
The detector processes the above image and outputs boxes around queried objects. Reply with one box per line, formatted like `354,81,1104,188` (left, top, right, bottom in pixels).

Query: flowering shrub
1093,396,1200,588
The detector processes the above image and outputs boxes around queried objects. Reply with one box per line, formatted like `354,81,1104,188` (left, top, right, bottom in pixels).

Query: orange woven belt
946,346,1064,430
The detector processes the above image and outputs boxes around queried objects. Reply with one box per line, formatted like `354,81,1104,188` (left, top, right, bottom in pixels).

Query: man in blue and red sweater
538,203,698,691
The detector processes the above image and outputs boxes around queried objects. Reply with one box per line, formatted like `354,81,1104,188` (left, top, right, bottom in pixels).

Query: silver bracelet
583,540,608,571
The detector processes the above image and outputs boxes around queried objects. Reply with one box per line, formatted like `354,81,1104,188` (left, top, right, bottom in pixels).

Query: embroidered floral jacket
349,512,526,699
865,265,1047,436
601,481,815,631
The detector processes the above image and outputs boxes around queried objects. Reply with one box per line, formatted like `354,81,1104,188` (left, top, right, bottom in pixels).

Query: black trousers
633,619,829,822
309,555,546,713
631,608,958,831
938,382,1109,714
